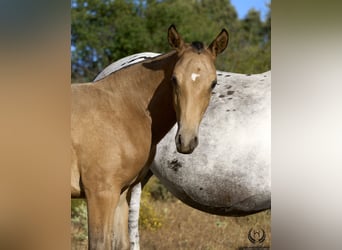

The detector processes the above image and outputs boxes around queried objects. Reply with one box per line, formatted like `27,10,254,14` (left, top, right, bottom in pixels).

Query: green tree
72,0,150,82
226,4,271,73
71,0,271,81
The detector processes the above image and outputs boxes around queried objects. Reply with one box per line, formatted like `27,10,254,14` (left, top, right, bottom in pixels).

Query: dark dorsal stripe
191,41,204,53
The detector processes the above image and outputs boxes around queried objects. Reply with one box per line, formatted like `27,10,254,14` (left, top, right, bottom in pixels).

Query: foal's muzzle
175,132,199,154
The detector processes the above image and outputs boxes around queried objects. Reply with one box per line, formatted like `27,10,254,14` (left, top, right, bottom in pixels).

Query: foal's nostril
194,136,198,145
177,134,182,145
192,136,199,149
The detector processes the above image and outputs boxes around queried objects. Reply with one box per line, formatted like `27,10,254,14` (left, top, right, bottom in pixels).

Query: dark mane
191,41,204,53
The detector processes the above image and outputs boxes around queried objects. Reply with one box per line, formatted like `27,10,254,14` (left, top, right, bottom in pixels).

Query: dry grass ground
72,201,270,250
71,177,271,250
139,200,270,250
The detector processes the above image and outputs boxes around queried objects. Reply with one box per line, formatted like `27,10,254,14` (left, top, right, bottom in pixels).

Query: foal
71,25,229,249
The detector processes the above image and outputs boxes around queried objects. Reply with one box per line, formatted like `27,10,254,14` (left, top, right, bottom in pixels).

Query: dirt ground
139,200,270,250
72,199,271,250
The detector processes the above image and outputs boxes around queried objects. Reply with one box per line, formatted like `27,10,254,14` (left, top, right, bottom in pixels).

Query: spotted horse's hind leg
128,183,142,250
127,170,154,250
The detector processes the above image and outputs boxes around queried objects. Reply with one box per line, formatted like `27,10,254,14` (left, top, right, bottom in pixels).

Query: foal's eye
211,80,217,89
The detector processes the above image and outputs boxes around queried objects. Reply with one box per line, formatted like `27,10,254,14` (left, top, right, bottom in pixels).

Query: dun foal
71,25,228,249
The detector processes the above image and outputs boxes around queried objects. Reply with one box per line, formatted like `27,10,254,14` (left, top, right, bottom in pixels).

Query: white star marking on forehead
191,73,200,82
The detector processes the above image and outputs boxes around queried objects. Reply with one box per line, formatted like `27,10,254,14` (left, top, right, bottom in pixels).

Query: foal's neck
98,51,178,144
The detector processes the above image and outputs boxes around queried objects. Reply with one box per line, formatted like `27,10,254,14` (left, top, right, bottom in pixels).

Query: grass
71,177,271,250
139,200,271,250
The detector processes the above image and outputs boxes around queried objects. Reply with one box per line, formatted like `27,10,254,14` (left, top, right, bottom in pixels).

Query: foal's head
168,25,229,154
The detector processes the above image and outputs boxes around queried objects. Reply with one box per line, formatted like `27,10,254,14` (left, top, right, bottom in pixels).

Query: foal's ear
208,29,229,58
168,24,184,51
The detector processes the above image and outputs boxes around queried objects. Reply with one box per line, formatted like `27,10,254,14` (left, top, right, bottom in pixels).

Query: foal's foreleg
85,187,120,250
113,189,130,250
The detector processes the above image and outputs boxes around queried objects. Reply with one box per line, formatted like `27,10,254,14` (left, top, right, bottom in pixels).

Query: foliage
71,0,271,82
71,199,88,241
143,175,175,201
139,187,164,230
139,176,178,230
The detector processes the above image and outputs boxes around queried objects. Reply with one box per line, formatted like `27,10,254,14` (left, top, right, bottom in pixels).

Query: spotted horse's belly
151,71,271,216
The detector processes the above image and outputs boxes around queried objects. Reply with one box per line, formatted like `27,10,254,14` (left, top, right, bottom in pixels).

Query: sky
230,0,270,21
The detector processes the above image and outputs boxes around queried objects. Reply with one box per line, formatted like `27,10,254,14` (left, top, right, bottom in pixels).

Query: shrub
143,176,175,201
139,188,163,231
71,199,88,241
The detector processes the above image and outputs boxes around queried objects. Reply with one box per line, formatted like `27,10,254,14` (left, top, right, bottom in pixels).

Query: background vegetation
71,0,270,82
71,0,271,249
